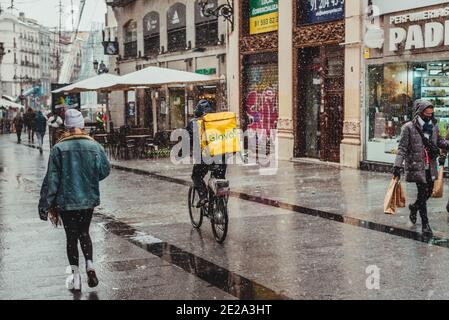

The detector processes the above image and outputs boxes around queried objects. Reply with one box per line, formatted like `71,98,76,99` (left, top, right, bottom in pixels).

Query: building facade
0,11,84,110
0,12,43,108
105,0,228,135
362,0,449,170
227,0,357,164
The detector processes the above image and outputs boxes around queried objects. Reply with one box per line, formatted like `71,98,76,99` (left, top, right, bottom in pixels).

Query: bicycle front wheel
188,186,203,228
211,198,228,243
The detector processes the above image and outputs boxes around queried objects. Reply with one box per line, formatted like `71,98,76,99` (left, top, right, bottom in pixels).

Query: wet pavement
109,156,449,242
4,133,449,299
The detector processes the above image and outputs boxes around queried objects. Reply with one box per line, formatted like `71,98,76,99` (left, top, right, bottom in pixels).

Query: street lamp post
198,0,234,31
0,42,6,99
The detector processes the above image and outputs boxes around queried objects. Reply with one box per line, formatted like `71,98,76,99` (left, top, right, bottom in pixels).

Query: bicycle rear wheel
188,186,203,228
211,198,228,243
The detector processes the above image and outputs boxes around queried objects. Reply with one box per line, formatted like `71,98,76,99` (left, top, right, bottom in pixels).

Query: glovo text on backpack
198,112,241,157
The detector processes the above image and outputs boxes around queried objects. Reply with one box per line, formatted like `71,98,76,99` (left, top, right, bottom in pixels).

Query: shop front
240,0,279,139
293,0,345,163
243,52,279,135
363,3,449,167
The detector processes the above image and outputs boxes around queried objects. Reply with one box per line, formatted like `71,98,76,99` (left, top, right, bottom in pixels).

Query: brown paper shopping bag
432,167,444,198
384,178,398,215
384,178,405,214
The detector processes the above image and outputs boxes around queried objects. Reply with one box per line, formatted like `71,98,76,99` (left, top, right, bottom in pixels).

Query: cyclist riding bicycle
186,99,227,208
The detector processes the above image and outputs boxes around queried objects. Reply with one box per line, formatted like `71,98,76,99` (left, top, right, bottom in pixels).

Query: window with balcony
195,20,218,47
143,11,160,57
123,20,137,59
167,3,186,52
195,0,218,47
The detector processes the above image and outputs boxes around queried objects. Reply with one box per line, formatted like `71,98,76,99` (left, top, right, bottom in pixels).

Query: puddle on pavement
97,213,289,300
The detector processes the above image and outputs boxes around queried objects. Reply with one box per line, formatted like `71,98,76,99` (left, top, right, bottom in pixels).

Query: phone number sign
250,0,278,35
305,0,345,24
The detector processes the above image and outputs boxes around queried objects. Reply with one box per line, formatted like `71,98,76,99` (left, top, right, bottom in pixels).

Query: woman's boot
86,260,99,288
419,207,433,237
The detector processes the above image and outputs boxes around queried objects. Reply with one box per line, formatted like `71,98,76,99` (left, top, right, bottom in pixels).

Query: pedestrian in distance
393,99,449,237
48,108,64,147
38,109,111,292
24,108,36,144
13,113,24,143
34,111,47,153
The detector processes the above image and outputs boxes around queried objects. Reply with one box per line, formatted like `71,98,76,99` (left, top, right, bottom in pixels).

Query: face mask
421,113,434,123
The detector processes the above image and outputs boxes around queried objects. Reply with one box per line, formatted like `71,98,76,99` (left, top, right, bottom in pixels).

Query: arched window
195,0,218,47
123,20,137,58
143,12,160,57
167,3,186,52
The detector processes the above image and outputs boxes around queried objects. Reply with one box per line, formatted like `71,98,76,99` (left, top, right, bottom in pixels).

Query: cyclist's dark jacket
186,103,215,152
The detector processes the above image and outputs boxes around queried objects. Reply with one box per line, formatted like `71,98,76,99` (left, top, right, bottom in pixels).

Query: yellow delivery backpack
199,112,241,157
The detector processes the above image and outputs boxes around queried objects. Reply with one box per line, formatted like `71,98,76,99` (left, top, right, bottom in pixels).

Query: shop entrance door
304,60,321,159
296,46,344,163
321,46,344,163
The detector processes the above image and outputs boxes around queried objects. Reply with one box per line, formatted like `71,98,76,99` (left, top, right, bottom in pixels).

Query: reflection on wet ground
98,212,290,300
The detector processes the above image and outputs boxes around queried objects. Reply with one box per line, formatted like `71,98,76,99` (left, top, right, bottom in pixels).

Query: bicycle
188,171,230,244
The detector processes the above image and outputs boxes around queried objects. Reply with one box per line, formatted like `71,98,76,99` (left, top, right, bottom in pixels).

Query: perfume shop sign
387,6,449,53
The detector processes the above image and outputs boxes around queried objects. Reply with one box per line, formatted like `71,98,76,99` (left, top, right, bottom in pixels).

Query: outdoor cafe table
93,134,109,138
126,135,152,140
126,135,152,158
93,133,110,143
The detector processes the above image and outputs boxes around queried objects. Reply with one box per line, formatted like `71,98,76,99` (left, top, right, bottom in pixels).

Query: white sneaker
65,266,81,291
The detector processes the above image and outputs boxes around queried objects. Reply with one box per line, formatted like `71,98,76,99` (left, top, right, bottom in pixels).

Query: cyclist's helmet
194,99,215,118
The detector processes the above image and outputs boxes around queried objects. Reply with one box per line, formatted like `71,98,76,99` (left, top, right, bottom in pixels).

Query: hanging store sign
103,41,119,55
249,0,279,35
195,0,218,23
304,0,345,24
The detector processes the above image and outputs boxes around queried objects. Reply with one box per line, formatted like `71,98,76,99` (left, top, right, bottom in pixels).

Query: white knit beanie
64,109,85,129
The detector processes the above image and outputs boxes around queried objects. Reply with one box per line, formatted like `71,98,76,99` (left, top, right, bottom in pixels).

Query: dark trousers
60,209,94,267
412,170,434,224
27,126,34,143
16,127,22,142
192,163,227,198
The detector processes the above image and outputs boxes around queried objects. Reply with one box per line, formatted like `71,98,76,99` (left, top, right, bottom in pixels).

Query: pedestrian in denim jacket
38,109,110,291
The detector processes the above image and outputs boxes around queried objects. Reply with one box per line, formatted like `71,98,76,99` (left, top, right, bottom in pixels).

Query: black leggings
60,210,94,267
412,170,434,224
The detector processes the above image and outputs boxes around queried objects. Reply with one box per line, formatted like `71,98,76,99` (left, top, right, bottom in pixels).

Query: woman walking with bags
393,100,449,236
38,109,110,291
